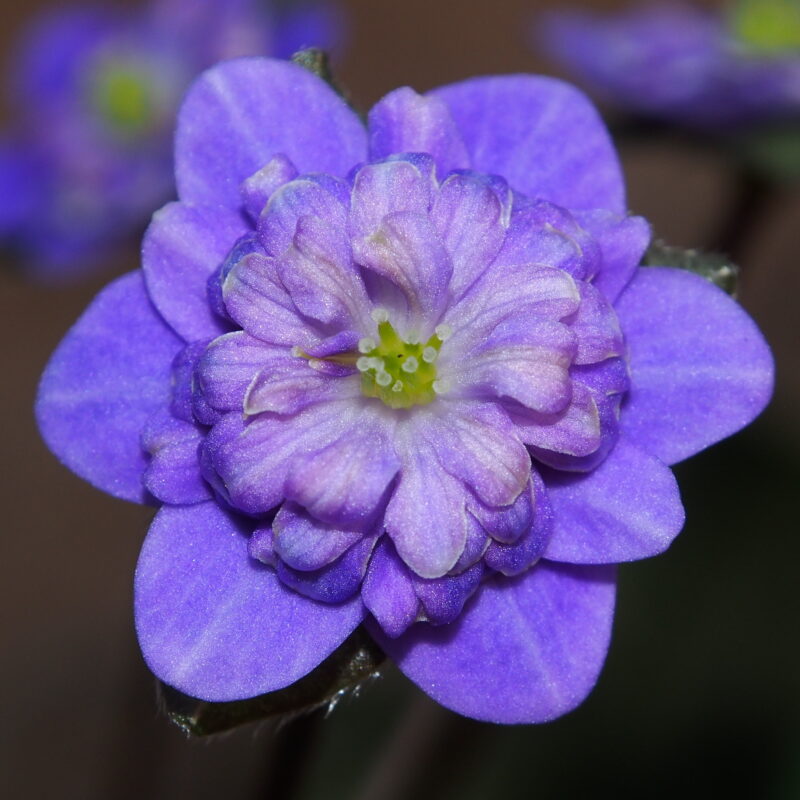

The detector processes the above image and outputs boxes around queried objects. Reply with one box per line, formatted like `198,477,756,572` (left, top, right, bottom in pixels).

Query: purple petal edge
36,272,181,503
371,562,616,723
135,502,365,701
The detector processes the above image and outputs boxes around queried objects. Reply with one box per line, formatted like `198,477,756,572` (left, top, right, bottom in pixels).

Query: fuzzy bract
36,58,774,723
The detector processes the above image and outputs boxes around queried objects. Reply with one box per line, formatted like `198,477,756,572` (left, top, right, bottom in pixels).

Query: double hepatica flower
37,59,773,723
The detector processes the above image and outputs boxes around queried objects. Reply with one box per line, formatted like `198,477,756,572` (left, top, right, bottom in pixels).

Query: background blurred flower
36,57,772,724
536,0,800,128
0,0,341,281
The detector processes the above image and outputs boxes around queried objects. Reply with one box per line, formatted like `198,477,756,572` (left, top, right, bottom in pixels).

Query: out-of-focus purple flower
537,0,800,128
36,58,773,723
1,0,341,281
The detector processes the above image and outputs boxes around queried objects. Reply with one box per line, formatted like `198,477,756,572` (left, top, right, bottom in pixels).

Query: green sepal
290,47,364,124
291,48,338,87
159,626,385,736
643,241,739,296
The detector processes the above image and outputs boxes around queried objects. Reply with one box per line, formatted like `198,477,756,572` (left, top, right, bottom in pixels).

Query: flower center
356,310,451,409
729,0,800,54
90,62,155,137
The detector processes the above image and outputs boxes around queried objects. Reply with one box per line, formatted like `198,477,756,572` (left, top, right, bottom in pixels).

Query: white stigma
406,331,421,344
422,346,437,363
401,356,419,374
376,370,392,387
356,356,371,372
371,308,390,323
432,378,451,395
391,380,404,393
367,357,384,370
434,323,453,341
358,337,376,354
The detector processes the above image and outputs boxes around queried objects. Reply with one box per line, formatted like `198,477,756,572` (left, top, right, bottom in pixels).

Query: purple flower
537,1,800,128
0,0,341,281
36,58,773,723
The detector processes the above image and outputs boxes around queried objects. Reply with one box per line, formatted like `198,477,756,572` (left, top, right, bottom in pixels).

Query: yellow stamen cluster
357,310,450,409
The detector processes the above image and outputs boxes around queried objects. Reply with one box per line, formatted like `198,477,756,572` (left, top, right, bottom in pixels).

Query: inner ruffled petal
272,502,364,571
205,400,361,514
353,210,453,333
222,251,319,347
431,171,509,300
275,214,372,330
349,158,435,242
421,401,531,508
283,412,401,529
384,432,470,579
494,200,601,281
442,319,576,415
258,175,350,258
239,154,299,222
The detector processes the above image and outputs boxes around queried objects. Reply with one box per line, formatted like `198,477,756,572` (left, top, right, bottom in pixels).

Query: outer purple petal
371,563,616,723
544,437,684,564
36,272,181,503
142,202,248,341
368,87,470,177
135,502,364,701
175,58,367,209
431,75,625,213
616,267,774,465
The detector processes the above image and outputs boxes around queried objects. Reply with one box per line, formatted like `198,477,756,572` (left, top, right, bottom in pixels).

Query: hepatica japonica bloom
538,0,800,128
0,0,340,280
36,58,773,724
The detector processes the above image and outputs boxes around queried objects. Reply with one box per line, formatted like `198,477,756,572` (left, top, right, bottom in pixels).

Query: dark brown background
1,1,798,798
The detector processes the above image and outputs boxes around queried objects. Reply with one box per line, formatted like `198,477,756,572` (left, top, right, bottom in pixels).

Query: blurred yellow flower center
729,0,800,54
92,63,155,136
